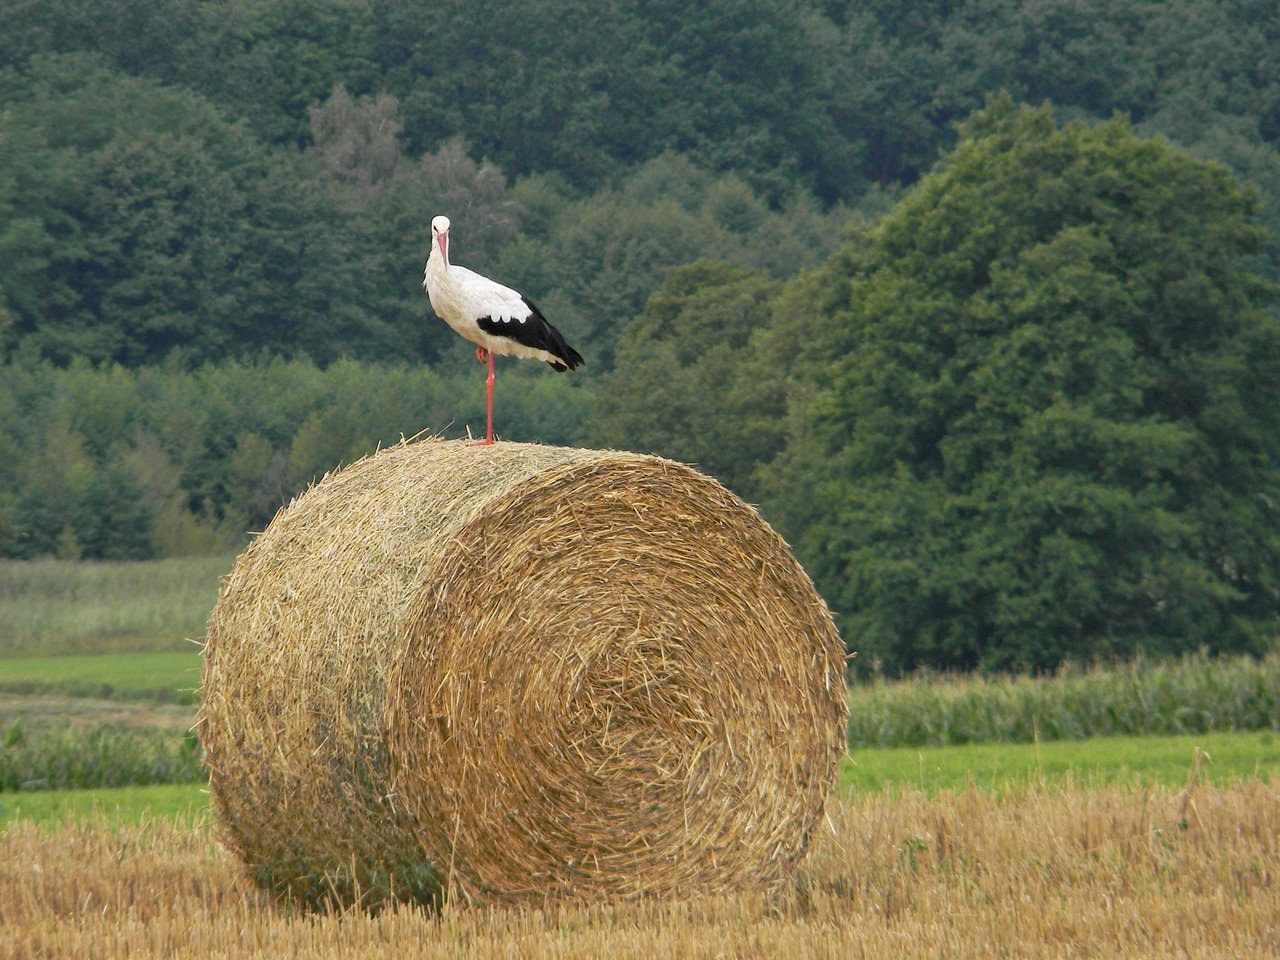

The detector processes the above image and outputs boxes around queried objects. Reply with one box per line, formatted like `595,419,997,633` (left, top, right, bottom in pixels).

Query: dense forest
1,0,1278,672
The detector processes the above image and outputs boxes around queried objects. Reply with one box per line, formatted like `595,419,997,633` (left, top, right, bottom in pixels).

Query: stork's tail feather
549,343,585,372
516,295,582,371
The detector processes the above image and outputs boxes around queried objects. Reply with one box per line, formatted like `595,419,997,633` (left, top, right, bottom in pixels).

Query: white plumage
423,214,582,443
423,215,583,370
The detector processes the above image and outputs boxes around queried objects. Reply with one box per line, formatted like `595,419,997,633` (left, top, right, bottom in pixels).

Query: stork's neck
425,238,450,291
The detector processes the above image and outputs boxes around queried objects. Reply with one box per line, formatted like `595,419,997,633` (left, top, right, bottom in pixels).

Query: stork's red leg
483,350,495,444
469,346,495,445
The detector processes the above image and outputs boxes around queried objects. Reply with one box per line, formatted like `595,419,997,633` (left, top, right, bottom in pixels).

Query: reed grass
0,556,230,656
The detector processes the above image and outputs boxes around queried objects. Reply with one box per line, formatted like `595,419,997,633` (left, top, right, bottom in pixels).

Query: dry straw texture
199,438,846,909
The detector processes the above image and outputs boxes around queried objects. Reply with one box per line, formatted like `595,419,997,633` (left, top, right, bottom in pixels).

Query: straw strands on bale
198,439,847,909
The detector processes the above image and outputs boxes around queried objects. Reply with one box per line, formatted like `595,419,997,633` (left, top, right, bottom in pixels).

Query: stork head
431,215,451,260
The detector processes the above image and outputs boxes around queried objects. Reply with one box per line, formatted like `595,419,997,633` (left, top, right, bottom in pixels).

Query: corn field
847,651,1280,747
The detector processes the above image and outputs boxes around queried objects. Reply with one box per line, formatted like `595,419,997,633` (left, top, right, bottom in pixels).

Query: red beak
436,233,448,259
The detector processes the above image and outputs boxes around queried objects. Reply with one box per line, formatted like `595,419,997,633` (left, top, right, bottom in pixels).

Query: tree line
0,356,589,560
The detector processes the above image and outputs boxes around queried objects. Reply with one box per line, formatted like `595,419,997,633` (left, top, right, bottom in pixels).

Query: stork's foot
475,346,490,363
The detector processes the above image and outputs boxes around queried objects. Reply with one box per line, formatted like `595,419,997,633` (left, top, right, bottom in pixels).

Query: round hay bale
199,438,846,909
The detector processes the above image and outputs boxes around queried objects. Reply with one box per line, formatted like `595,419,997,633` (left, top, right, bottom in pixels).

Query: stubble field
3,776,1277,959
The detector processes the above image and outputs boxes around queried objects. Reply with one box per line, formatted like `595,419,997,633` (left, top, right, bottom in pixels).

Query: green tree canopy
765,97,1280,673
0,54,394,366
586,261,784,496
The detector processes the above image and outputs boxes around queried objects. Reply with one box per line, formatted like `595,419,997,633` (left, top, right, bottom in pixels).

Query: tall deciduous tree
586,261,783,496
766,97,1280,673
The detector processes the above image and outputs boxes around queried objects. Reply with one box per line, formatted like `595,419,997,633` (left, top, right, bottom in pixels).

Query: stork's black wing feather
477,296,584,371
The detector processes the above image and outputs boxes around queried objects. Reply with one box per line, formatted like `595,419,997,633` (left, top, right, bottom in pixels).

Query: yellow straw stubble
199,438,846,909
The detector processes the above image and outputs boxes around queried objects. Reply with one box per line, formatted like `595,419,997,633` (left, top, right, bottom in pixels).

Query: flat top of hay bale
200,439,846,908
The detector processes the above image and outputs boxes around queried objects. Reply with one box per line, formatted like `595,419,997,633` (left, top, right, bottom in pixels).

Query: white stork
423,215,584,445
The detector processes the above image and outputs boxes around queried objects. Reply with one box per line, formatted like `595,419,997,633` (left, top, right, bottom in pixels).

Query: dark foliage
764,99,1280,672
1,1,1277,671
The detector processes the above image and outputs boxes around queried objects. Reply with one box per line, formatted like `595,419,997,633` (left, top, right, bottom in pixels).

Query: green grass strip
0,650,202,703
0,783,210,827
5,732,1279,827
841,730,1280,795
0,724,203,791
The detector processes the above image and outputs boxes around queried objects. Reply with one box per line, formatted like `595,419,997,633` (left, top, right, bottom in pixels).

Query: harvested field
3,781,1277,959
